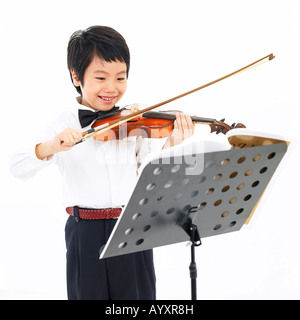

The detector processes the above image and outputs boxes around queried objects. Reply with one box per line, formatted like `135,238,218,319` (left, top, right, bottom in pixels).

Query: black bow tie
78,106,120,128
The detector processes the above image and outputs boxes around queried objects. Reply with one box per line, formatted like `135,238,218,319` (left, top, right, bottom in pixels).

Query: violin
83,107,245,141
78,53,274,143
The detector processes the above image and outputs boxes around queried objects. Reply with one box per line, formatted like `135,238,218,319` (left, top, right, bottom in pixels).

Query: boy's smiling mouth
98,96,116,103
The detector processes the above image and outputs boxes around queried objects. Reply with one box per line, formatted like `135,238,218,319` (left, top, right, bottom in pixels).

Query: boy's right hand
35,128,82,160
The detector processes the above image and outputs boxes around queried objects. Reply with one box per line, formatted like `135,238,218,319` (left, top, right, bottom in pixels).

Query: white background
1,0,300,299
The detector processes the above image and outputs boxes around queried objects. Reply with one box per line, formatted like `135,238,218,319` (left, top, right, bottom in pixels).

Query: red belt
66,206,122,220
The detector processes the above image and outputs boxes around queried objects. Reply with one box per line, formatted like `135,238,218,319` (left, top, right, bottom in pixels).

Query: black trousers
65,215,156,300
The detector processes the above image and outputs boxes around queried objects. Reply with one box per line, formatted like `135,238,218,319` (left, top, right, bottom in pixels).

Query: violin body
90,108,245,141
91,111,175,141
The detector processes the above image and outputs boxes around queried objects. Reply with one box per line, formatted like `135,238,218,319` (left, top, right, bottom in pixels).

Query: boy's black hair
67,25,130,95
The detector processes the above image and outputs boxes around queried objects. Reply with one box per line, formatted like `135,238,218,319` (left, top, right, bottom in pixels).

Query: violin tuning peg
231,122,236,128
216,127,224,134
220,118,225,123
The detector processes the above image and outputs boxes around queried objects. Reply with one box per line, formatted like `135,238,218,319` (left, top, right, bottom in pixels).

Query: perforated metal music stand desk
99,141,288,300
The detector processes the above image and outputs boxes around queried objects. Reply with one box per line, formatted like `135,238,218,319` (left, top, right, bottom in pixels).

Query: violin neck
142,111,216,124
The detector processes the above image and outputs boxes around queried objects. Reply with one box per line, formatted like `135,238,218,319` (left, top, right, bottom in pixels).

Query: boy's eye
96,77,105,81
117,77,126,81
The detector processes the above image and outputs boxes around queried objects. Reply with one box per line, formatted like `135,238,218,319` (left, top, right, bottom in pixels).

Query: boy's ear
71,68,81,87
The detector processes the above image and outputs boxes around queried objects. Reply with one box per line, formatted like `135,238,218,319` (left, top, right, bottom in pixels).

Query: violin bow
80,53,275,142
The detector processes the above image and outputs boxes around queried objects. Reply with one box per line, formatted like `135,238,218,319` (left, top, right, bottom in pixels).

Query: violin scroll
209,119,246,135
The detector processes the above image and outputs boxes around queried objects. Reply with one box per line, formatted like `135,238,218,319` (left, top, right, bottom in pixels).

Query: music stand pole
179,206,202,300
189,224,200,300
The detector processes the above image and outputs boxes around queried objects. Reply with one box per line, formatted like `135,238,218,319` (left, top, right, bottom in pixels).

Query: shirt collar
75,96,92,111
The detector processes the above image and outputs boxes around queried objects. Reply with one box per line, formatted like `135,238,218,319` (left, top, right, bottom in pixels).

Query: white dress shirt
9,98,165,208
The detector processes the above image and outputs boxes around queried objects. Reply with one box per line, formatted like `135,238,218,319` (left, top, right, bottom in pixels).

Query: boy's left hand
163,112,195,149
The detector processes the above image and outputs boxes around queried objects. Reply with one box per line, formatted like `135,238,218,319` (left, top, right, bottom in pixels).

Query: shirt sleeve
9,145,55,181
9,124,57,181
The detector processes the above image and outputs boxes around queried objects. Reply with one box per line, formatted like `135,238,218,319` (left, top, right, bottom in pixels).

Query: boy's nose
103,79,116,92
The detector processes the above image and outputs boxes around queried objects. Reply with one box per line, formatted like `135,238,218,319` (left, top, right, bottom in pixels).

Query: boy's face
72,56,127,111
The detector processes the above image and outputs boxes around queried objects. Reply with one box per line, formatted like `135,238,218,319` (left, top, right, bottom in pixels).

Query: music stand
99,141,288,300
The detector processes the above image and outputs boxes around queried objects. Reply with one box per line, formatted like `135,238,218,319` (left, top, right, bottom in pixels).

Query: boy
10,26,194,300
